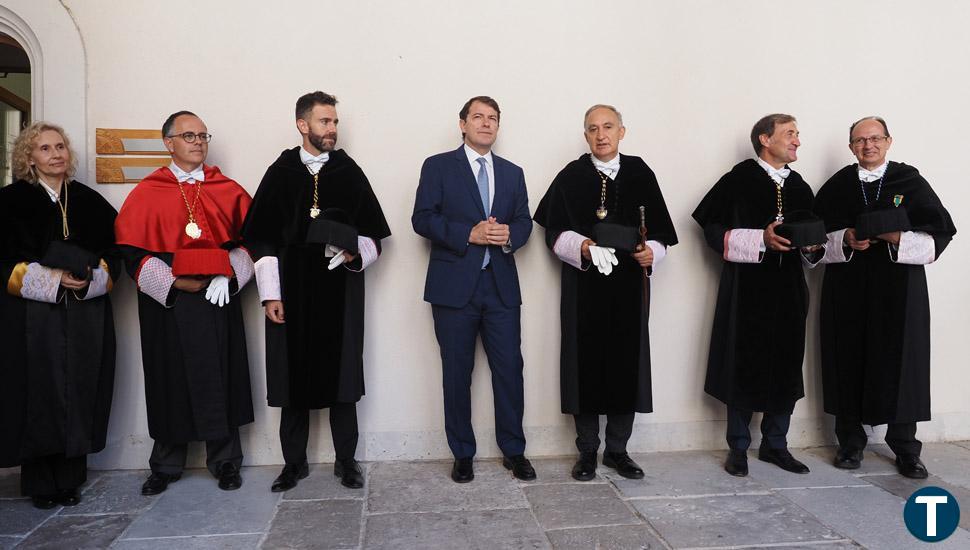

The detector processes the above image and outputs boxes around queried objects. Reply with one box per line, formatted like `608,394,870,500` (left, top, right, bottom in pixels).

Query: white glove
205,275,231,307
327,249,348,270
325,244,342,258
588,245,618,276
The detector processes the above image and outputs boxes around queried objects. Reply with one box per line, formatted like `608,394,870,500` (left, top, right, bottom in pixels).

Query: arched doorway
0,31,30,186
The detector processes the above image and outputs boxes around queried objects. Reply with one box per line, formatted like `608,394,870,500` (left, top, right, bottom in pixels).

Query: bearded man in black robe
242,91,390,492
535,105,677,481
693,114,824,477
813,116,956,478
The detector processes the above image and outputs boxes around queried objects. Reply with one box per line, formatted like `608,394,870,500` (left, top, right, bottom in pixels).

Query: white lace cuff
894,231,936,265
553,230,588,270
79,266,110,300
255,256,281,302
346,237,379,272
821,229,853,264
20,262,63,303
137,256,176,307
723,229,765,264
229,247,254,293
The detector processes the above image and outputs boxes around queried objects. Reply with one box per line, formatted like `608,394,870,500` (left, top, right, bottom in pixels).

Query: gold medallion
185,222,202,239
596,207,608,220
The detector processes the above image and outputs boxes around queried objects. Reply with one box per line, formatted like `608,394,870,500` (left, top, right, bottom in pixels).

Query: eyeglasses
851,135,888,147
167,132,213,143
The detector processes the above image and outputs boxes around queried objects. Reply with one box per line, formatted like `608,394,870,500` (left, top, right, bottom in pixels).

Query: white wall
6,0,970,469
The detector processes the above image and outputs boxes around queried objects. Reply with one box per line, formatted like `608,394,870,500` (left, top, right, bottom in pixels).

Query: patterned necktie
476,157,490,268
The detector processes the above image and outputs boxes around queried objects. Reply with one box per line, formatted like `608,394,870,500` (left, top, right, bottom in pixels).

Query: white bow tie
304,152,330,165
772,167,791,180
858,168,883,183
176,167,205,183
593,157,620,178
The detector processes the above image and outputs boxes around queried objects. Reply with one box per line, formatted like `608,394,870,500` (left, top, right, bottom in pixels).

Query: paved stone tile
608,451,769,499
861,473,970,530
804,446,899,476
952,440,970,451
632,493,841,548
281,463,367,501
870,443,970,489
545,524,665,549
367,460,528,513
517,457,610,485
17,513,131,549
263,500,362,549
779,485,970,549
0,536,22,550
363,509,548,550
59,470,156,515
0,500,57,536
120,466,280,539
523,484,639,530
747,451,870,489
112,534,262,549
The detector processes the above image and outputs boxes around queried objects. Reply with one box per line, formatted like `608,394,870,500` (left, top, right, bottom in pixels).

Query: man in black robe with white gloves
693,114,824,477
813,116,955,478
534,105,677,481
242,91,390,492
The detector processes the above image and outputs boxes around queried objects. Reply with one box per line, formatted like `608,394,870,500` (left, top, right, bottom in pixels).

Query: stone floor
3,443,970,549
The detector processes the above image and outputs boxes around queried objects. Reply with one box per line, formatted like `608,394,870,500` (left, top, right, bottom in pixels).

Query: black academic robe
814,162,955,425
534,154,678,414
241,148,391,409
0,180,118,467
692,159,815,414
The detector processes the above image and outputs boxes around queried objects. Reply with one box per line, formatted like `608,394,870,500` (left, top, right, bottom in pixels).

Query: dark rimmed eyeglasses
167,132,213,143
851,135,888,147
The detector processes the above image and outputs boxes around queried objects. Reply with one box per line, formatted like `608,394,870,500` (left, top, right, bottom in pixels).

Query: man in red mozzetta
115,111,255,495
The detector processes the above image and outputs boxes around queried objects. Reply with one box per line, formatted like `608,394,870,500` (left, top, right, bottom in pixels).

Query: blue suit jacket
412,145,532,308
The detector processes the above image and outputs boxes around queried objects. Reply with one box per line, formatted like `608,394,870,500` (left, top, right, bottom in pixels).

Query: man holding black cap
692,113,823,478
242,91,390,492
813,116,956,478
534,104,677,481
115,111,255,495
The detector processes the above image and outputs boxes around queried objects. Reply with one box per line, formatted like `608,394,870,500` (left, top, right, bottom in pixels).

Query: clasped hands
763,221,822,253
469,217,510,246
173,275,231,307
59,268,91,291
844,228,900,251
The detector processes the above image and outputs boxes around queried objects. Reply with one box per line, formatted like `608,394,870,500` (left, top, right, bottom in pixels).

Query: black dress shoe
833,448,863,470
217,463,242,491
451,457,474,483
31,494,58,510
602,452,644,479
141,472,181,496
502,454,537,481
758,447,810,474
896,455,929,479
334,458,364,489
571,452,598,481
271,462,309,493
724,449,748,477
55,489,80,506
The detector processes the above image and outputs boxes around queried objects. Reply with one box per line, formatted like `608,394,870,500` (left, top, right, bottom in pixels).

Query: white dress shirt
464,144,494,211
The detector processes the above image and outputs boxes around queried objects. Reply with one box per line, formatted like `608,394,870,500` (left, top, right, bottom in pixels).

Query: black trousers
726,406,791,451
149,428,242,477
20,454,87,497
835,416,921,457
280,403,359,465
574,413,635,454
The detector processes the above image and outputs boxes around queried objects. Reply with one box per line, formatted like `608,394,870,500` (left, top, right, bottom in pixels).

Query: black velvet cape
0,180,119,467
534,154,678,414
241,148,391,409
814,162,956,425
692,159,814,414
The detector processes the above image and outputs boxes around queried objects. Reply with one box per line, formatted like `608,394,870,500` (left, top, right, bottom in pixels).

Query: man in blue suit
412,96,535,483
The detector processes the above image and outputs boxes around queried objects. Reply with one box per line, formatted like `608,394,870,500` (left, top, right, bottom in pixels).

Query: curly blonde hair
11,122,78,184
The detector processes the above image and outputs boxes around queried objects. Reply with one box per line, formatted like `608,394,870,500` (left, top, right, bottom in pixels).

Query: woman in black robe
0,122,119,509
